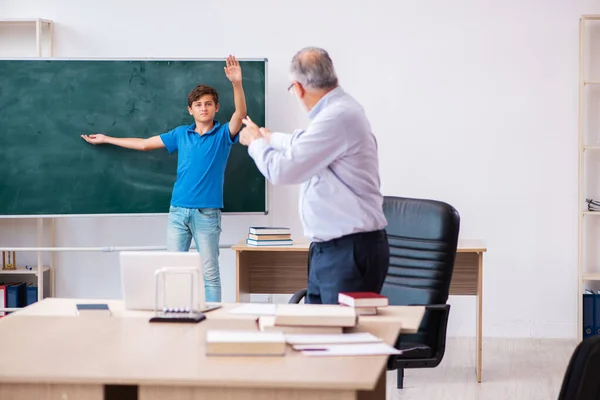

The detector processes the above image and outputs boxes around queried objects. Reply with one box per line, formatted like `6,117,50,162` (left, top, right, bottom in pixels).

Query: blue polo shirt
160,121,238,209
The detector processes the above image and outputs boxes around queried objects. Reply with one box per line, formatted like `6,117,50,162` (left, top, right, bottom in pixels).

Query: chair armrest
396,304,450,348
397,303,450,353
420,304,451,312
428,304,451,357
387,303,451,369
407,303,451,339
289,288,307,304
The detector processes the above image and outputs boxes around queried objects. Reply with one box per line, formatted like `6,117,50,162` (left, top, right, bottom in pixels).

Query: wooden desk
0,298,424,400
232,238,487,382
13,298,426,334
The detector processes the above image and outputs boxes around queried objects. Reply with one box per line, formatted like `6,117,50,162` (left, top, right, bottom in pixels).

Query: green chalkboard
0,58,267,216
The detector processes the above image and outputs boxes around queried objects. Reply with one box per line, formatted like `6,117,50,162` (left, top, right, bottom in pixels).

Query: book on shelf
3,282,26,312
583,289,600,338
26,283,37,306
246,226,292,246
0,285,5,317
0,281,38,316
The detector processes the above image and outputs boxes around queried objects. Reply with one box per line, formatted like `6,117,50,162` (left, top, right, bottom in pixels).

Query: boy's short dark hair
187,85,219,107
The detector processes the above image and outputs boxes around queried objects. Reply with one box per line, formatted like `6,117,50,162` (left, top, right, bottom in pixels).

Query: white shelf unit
0,19,56,311
0,221,55,312
0,266,50,275
0,265,52,313
578,15,600,341
0,18,54,56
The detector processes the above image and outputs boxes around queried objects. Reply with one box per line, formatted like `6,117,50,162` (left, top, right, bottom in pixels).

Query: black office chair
557,335,600,399
289,196,460,389
381,196,460,389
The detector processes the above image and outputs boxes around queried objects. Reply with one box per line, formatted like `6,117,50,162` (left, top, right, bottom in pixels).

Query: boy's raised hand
224,55,242,84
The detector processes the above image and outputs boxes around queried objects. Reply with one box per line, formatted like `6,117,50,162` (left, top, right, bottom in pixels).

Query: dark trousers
306,229,390,304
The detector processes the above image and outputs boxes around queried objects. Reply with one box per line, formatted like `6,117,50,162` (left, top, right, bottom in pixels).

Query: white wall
1,0,597,338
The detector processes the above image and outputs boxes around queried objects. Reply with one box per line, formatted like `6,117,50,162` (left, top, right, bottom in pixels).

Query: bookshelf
0,19,56,311
578,15,600,341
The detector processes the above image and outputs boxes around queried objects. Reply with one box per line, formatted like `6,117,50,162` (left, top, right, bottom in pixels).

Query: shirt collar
187,120,221,135
307,86,344,120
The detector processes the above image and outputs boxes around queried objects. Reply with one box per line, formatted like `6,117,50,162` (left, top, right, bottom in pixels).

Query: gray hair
290,47,338,90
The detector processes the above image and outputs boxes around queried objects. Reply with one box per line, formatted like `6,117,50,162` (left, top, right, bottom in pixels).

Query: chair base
397,368,404,389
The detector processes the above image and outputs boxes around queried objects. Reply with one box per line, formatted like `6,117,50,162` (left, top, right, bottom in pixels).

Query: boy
81,55,247,303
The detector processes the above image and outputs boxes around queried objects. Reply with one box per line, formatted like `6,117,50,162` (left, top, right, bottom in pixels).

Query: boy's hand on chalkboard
224,55,242,84
81,134,107,145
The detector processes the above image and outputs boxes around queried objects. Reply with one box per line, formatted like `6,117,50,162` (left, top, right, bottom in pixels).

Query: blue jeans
166,205,222,302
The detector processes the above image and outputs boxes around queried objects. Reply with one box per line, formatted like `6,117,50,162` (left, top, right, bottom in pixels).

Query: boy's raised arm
224,55,247,137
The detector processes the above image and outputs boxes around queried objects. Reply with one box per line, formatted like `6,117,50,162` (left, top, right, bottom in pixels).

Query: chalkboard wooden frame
0,57,270,218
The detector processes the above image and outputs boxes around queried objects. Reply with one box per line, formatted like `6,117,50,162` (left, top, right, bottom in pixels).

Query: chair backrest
558,336,600,400
381,196,460,306
380,196,460,347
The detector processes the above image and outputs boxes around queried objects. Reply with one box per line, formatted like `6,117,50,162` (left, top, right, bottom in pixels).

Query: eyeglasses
287,82,294,92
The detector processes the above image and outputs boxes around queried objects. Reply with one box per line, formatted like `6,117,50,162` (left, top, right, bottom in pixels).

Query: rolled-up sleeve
247,118,346,185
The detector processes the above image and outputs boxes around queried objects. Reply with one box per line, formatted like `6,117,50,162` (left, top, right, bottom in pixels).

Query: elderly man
239,47,389,304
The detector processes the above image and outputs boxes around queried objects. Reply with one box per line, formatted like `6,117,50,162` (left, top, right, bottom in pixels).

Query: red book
338,292,389,308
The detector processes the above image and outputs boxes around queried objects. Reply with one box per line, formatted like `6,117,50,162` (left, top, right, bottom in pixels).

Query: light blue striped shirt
248,86,387,242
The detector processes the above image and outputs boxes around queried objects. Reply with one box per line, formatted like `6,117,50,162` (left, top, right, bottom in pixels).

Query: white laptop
119,251,220,313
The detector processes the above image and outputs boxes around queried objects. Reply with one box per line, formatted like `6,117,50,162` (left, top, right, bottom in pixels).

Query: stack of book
205,304,401,357
246,226,292,246
257,304,357,334
338,292,389,315
207,304,358,356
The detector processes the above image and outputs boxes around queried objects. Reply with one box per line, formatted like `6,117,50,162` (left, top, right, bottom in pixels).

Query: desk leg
236,251,251,302
476,252,483,383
